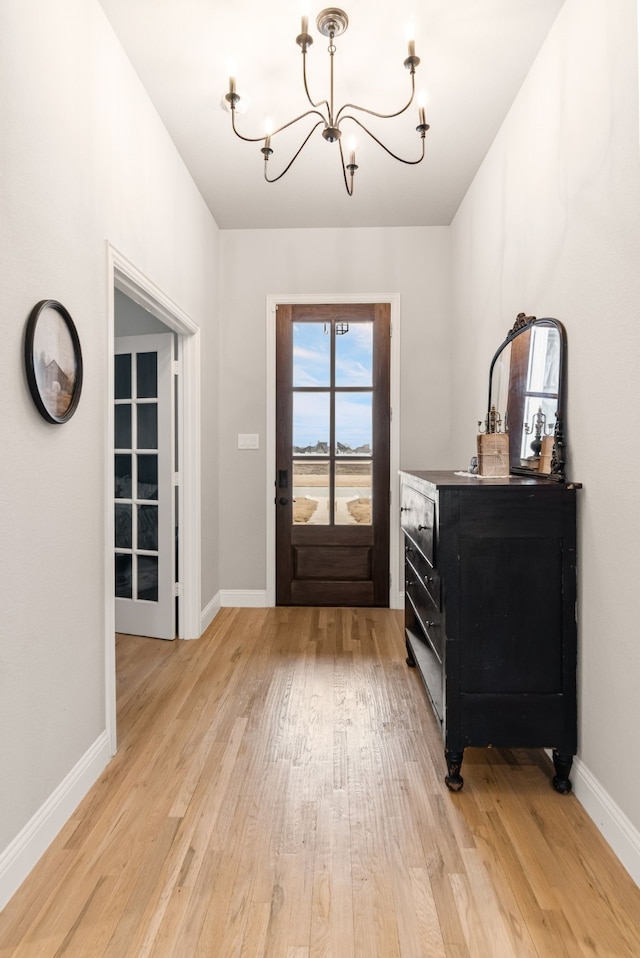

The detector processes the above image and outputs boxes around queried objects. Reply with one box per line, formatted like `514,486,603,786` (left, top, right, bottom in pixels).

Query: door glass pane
335,322,373,386
335,461,372,525
138,454,158,500
137,404,158,449
115,454,132,499
115,554,132,599
293,391,330,454
115,354,132,399
335,392,372,454
293,461,329,525
137,352,158,399
293,323,330,387
115,503,132,548
138,556,159,602
115,404,132,449
138,504,159,551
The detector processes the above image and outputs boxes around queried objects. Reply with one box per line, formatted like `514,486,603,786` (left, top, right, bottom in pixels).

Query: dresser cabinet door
400,480,436,567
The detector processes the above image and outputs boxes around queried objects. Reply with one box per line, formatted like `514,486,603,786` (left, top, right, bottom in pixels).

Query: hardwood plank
1,608,640,958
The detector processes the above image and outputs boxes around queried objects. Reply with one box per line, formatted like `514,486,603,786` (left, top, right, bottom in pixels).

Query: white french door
114,333,175,640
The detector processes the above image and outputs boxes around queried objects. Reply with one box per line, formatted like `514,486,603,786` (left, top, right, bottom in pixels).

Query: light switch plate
238,433,259,450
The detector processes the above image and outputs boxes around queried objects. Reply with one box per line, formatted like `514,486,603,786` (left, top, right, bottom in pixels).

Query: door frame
105,243,202,754
266,293,401,609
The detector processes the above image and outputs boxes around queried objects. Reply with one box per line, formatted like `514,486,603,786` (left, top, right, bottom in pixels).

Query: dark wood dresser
400,469,579,792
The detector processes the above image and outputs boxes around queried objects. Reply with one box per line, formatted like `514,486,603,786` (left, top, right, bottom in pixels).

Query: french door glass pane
293,323,330,387
115,453,132,499
293,391,330,454
335,392,372,454
335,461,372,525
114,503,133,548
293,461,329,525
137,404,158,449
335,322,373,386
138,454,158,500
138,505,159,551
115,554,132,599
138,556,159,601
114,354,132,399
115,403,132,449
137,352,158,398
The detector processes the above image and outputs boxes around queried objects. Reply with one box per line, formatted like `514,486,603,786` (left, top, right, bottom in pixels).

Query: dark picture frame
24,300,83,424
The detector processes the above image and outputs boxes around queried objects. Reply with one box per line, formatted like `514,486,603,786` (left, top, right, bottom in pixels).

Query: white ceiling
98,0,564,230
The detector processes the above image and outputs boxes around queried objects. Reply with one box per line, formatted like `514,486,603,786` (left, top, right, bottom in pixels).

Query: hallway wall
218,226,451,593
0,0,219,901
449,0,640,879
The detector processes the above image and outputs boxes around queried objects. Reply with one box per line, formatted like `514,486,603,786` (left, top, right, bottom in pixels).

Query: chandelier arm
302,48,331,114
230,108,267,144
231,106,326,143
269,109,327,139
264,120,325,183
342,115,427,165
338,138,355,196
335,73,416,125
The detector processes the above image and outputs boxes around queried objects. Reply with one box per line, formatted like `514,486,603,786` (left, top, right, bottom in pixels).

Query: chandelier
224,7,430,196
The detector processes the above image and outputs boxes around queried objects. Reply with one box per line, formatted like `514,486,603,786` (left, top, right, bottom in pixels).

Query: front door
275,303,390,606
114,333,175,639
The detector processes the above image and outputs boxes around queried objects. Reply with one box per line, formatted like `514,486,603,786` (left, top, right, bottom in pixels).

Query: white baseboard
200,591,222,634
0,731,111,911
220,589,269,608
199,590,269,634
573,756,640,888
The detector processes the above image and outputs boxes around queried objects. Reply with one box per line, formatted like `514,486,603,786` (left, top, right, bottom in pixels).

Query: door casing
266,293,401,609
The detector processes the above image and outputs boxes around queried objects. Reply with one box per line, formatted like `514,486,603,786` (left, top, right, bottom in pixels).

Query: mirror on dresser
485,313,567,480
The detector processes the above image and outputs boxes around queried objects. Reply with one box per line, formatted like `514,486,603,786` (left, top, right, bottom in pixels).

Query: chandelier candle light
224,6,430,195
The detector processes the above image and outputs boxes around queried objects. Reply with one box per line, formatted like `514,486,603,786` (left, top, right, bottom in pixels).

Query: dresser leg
405,638,416,668
445,749,464,792
552,750,573,794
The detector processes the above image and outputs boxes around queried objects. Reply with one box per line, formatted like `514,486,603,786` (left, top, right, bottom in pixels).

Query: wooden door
275,304,390,606
114,334,175,639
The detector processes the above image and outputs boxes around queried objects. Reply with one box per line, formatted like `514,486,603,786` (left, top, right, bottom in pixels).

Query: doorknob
278,497,290,506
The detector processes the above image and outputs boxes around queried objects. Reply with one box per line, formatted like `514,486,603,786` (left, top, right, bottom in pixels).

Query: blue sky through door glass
335,393,372,453
293,392,330,451
335,323,372,386
293,323,330,386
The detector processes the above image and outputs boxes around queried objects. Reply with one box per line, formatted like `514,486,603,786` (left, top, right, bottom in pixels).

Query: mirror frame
487,313,567,482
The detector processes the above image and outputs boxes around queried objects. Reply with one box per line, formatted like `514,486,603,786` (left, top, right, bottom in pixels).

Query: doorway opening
266,293,401,610
275,303,391,606
114,305,177,639
105,244,202,754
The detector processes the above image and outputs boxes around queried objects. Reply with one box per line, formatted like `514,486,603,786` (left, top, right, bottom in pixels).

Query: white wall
450,0,640,877
218,227,451,592
0,0,219,893
114,289,171,336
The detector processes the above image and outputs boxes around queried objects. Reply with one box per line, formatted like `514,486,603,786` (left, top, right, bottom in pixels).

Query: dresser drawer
401,482,436,566
404,539,441,609
405,561,443,662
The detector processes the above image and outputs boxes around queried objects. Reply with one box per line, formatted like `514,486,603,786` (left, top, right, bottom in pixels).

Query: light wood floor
1,607,639,957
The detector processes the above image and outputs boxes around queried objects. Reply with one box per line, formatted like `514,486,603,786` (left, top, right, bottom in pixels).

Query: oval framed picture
24,300,83,424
